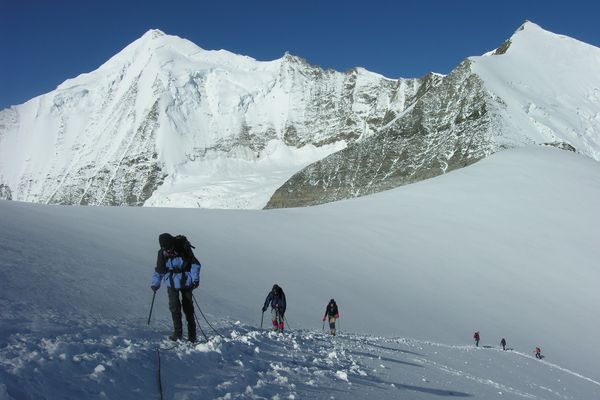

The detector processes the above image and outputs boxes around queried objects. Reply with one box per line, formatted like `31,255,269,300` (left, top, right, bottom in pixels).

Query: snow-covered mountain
266,21,600,207
0,29,432,208
1,21,599,209
1,146,599,399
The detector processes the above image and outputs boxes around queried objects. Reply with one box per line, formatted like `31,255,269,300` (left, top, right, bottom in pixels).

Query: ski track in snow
1,311,599,400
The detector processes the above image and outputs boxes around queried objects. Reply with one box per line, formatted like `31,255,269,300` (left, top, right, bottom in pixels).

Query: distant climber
151,233,201,342
322,299,339,336
500,338,507,351
534,347,543,359
474,331,480,347
262,284,286,332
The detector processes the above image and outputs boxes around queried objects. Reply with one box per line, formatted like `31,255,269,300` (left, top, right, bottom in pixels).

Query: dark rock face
542,142,577,152
265,61,502,208
0,184,11,200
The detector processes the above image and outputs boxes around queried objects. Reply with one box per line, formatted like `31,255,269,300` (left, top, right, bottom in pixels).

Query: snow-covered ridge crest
0,28,425,208
471,20,600,160
1,21,599,209
265,21,600,208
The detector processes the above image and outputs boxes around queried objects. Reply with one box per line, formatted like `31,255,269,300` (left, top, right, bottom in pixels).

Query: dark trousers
168,287,196,340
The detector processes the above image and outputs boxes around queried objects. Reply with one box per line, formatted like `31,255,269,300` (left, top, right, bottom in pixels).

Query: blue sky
1,0,598,110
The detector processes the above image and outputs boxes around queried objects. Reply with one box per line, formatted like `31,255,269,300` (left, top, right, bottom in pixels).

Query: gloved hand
192,282,199,289
334,314,339,319
322,317,326,321
262,306,267,312
151,285,159,292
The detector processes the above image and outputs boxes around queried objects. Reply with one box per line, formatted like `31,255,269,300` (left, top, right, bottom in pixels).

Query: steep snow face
266,22,600,208
0,30,423,208
0,147,599,398
472,21,600,159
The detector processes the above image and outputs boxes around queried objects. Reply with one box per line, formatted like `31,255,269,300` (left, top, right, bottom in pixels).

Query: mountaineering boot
187,319,197,343
170,317,183,341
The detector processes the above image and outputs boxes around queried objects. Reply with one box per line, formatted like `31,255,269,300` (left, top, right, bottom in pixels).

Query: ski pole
147,291,156,325
322,320,325,331
260,311,264,329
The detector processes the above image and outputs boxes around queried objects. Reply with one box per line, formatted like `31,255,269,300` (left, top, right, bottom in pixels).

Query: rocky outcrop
265,61,502,208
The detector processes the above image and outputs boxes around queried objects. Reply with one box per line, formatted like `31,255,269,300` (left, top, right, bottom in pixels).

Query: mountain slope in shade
266,21,600,208
0,30,432,208
0,146,599,398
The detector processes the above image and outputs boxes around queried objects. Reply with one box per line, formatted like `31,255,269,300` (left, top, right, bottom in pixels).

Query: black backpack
173,235,199,265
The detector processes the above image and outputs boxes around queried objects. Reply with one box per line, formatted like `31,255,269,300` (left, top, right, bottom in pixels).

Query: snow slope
472,21,600,158
0,29,418,209
1,146,599,399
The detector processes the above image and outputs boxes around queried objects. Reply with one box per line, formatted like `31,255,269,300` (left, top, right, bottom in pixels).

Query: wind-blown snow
1,146,599,399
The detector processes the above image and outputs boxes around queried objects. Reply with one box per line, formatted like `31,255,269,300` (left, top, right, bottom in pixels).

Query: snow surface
1,146,599,399
472,21,600,159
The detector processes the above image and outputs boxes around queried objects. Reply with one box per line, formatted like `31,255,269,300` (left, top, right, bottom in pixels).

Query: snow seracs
0,29,428,208
265,21,600,208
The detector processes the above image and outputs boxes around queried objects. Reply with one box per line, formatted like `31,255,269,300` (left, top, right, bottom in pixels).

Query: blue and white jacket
151,249,201,290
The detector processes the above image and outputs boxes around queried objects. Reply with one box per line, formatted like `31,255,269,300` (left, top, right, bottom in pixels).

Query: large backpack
173,235,199,266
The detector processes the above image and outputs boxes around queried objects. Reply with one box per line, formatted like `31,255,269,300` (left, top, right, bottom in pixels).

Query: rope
283,315,292,331
192,295,226,339
156,346,164,400
192,308,210,342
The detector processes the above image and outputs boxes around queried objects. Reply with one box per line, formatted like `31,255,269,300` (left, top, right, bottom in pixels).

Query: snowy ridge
471,21,600,159
2,21,599,209
0,29,424,208
265,21,600,208
1,146,599,398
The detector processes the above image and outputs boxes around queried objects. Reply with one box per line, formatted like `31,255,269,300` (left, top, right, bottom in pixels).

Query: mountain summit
265,21,600,208
1,22,599,208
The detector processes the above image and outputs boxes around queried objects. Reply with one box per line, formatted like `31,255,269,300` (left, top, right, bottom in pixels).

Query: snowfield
1,146,599,399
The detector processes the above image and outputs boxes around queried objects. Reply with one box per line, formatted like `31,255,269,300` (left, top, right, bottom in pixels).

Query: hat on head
159,233,175,249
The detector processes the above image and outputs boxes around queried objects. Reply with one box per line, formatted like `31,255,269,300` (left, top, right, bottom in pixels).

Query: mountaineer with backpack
151,233,201,342
262,284,286,332
474,331,480,347
322,299,339,336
